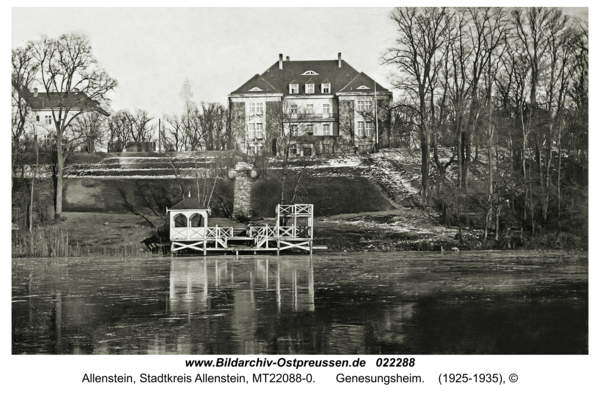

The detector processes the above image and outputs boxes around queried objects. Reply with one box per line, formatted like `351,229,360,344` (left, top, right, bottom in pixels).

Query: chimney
338,52,342,68
279,54,283,70
286,56,290,61
33,88,38,97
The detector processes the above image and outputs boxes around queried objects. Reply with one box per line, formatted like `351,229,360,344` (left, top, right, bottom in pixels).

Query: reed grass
12,227,151,258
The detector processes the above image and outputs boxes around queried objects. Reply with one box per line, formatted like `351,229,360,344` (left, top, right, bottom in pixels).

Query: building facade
228,53,392,156
20,87,110,151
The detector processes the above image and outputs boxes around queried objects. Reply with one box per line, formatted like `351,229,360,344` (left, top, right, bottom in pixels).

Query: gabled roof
338,72,391,94
170,198,209,210
21,89,110,116
230,57,390,96
232,74,281,94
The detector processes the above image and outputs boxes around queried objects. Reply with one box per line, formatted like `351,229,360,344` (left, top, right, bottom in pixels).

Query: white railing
279,205,294,215
278,226,294,237
249,226,277,238
295,204,313,215
171,226,233,241
246,225,314,239
189,227,206,238
278,204,313,216
171,227,188,240
206,227,234,239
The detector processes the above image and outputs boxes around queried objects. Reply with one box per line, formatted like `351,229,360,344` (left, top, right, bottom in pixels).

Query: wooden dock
168,204,326,255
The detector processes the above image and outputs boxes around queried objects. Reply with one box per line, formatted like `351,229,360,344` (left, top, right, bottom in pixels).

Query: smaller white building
167,198,210,241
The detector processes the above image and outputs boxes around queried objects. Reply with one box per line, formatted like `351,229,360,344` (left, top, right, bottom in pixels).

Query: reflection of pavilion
168,257,315,353
168,258,315,315
168,201,321,255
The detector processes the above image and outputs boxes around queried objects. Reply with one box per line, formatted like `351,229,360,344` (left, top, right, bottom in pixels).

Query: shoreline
11,211,585,259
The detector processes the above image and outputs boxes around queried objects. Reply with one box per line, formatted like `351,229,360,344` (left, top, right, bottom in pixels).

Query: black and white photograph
8,4,593,391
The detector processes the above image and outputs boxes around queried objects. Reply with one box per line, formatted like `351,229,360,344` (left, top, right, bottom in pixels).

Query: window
291,144,297,155
190,213,203,228
357,101,364,111
306,124,314,134
306,84,314,94
366,122,373,137
323,123,330,135
290,104,298,118
256,123,263,139
323,143,330,154
290,125,298,135
357,121,365,137
36,115,40,122
365,100,372,112
323,104,330,116
307,104,313,113
249,102,263,115
173,214,187,228
248,123,256,140
321,83,331,94
289,84,299,94
45,115,52,125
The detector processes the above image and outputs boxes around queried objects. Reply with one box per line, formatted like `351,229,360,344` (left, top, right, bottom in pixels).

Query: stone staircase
360,150,422,208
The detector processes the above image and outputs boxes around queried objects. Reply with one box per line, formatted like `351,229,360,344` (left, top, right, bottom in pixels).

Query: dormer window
305,83,314,94
289,84,299,94
321,83,331,94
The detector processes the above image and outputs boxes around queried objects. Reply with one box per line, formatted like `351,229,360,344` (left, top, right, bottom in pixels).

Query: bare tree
164,114,186,151
126,109,155,142
71,112,107,152
107,110,130,151
31,32,117,219
199,102,227,150
181,105,204,150
263,101,315,204
12,43,40,179
382,7,455,208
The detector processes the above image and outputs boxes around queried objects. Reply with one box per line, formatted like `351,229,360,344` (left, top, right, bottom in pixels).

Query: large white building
228,53,392,156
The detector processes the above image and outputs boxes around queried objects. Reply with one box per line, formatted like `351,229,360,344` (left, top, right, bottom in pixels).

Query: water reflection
12,252,588,354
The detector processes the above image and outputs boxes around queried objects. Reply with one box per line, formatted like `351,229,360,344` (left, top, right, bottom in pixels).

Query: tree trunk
29,132,38,232
55,133,64,220
557,122,562,224
485,124,494,241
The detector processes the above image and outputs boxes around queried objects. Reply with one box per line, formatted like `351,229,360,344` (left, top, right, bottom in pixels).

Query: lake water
12,251,588,354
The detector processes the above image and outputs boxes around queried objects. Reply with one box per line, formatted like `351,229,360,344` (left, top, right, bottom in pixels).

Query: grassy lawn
51,212,164,251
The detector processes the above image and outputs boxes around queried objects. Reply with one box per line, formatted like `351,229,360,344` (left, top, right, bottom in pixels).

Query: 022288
375,358,415,367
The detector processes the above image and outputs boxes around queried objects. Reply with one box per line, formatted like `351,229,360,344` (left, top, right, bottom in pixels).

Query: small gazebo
167,198,210,242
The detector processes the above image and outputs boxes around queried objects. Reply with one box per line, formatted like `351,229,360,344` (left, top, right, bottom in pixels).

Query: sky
12,7,401,118
11,6,589,119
